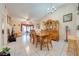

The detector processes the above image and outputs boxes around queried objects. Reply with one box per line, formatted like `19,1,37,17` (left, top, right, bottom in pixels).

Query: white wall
0,4,5,48
0,13,2,48
0,4,10,47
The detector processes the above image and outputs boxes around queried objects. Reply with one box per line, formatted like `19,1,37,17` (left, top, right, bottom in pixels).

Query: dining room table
36,30,50,50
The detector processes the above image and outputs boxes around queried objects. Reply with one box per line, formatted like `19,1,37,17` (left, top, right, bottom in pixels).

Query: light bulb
54,8,56,11
52,6,55,9
47,8,50,11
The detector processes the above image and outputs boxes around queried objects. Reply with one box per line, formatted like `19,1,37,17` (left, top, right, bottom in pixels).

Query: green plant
1,47,10,53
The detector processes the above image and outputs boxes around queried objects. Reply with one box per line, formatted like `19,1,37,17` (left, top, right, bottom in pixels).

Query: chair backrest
30,30,35,38
30,30,37,41
68,36,79,56
74,40,79,56
42,30,51,42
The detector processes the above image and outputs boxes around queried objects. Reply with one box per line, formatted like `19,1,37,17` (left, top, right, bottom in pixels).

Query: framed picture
63,13,72,22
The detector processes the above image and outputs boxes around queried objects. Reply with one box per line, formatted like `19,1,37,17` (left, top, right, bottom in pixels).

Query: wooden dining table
36,30,50,50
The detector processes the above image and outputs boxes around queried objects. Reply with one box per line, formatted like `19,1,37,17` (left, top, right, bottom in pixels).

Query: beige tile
7,32,71,56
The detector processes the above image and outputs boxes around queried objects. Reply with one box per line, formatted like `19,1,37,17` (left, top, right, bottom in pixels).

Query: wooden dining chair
30,30,36,44
40,35,52,50
30,31,33,43
30,30,40,45
40,31,52,50
74,40,79,56
67,36,79,56
36,35,40,48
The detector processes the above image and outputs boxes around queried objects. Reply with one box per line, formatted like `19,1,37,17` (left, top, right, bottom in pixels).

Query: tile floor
7,30,74,56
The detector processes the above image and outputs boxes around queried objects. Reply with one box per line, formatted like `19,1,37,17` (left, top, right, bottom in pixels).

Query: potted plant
0,47,10,56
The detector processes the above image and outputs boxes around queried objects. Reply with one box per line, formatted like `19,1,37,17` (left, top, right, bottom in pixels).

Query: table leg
40,37,42,50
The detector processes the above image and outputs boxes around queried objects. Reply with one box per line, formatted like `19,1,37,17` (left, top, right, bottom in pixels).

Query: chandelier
47,4,56,14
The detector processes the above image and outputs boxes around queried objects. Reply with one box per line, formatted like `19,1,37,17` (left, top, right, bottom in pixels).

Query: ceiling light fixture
47,4,56,14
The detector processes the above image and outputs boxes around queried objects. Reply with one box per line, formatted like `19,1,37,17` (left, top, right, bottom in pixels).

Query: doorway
22,25,31,45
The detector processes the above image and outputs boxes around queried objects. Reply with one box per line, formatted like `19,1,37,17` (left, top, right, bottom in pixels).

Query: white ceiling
6,3,65,20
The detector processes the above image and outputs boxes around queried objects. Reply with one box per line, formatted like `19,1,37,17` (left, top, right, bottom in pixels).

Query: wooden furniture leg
74,40,79,56
47,42,49,50
40,40,43,50
50,40,52,47
40,37,43,50
36,39,38,48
